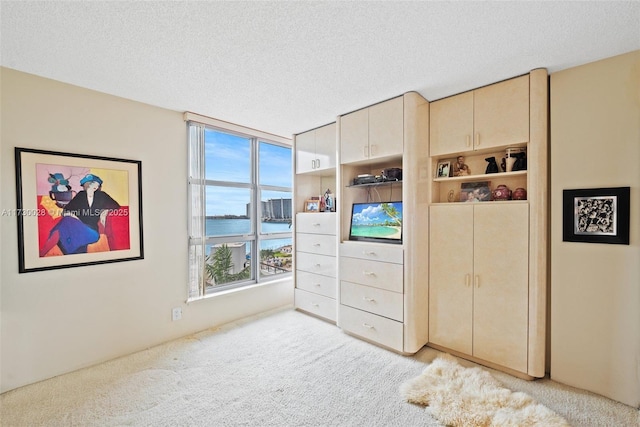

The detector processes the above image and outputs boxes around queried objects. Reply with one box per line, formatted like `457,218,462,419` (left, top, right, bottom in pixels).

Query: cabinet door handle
363,296,375,303
362,323,374,329
475,275,480,288
316,158,320,168
363,146,368,158
465,274,471,287
466,135,471,148
363,271,377,277
311,159,316,169
475,133,480,147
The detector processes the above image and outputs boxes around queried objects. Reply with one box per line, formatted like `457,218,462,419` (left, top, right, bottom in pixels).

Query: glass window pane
260,190,292,225
259,238,292,279
206,186,251,236
205,129,251,183
205,241,253,288
259,141,291,187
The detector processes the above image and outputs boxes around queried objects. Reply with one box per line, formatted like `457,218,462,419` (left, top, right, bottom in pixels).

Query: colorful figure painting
14,148,143,273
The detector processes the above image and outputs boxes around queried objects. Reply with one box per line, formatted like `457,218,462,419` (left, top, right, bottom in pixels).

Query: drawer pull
313,243,321,246
311,303,319,307
363,296,376,303
312,223,321,227
314,283,321,287
363,250,377,256
363,271,377,277
315,263,322,267
363,323,374,329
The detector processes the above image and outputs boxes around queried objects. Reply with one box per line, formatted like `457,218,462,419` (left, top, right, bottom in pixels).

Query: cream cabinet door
340,108,368,164
369,96,404,160
473,203,529,372
428,204,474,355
429,91,474,157
314,122,336,172
474,75,530,150
295,130,316,174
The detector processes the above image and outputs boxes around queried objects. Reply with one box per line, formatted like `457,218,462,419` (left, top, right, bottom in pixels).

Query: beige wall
0,68,293,393
550,50,640,407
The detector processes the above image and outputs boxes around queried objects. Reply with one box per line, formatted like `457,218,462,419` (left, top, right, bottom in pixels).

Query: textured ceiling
1,1,639,138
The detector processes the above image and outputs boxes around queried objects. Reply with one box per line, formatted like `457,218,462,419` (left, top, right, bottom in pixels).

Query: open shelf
346,179,402,188
434,170,526,183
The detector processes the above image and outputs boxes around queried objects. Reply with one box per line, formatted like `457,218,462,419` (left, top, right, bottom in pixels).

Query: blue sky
205,129,291,216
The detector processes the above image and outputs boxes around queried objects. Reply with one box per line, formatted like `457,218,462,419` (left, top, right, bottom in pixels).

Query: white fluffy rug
400,353,570,427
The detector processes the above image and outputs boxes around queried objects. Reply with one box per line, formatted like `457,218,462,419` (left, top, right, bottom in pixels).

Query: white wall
550,50,640,407
0,68,293,393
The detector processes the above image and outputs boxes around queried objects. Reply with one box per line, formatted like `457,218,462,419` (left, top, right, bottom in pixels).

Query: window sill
187,275,292,303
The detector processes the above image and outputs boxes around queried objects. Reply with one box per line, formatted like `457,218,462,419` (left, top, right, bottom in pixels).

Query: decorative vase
512,187,527,200
492,184,512,201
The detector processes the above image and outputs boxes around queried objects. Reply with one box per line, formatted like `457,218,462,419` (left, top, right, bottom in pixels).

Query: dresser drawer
340,241,403,264
296,252,336,277
295,289,336,322
296,212,336,235
339,257,403,292
339,305,403,352
296,271,337,298
340,281,403,321
296,233,336,256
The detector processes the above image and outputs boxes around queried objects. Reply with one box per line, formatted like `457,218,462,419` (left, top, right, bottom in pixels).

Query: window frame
186,115,292,300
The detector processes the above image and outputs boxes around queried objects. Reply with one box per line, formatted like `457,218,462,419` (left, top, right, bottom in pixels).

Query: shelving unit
427,70,548,379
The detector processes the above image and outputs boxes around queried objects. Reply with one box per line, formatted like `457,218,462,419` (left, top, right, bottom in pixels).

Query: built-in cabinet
337,92,430,354
429,203,529,373
296,122,337,174
430,75,530,157
340,96,404,165
293,122,338,322
292,70,548,378
427,70,548,378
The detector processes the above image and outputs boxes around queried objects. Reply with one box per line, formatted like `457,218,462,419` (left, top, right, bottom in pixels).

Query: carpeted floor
1,307,638,426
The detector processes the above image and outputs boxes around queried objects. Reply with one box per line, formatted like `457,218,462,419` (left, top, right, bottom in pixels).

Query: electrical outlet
172,307,182,321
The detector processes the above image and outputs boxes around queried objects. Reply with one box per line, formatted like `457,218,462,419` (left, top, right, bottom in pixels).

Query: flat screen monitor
349,201,402,244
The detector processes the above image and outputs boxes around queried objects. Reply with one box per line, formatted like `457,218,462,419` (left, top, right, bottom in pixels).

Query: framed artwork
562,187,630,245
460,181,491,202
436,161,451,178
304,199,320,212
14,147,144,272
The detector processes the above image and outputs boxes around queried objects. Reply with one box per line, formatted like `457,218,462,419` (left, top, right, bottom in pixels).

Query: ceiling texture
1,1,639,138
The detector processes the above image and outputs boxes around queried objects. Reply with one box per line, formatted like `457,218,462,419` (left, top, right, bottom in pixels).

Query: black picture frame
562,187,630,245
14,147,144,272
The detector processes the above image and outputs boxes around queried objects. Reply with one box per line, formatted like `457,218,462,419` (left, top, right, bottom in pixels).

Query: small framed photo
436,161,451,178
563,187,630,244
460,181,491,202
304,199,320,212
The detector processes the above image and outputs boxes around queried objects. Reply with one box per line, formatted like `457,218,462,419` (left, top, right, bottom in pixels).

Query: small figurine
323,189,334,212
485,157,499,174
453,156,470,176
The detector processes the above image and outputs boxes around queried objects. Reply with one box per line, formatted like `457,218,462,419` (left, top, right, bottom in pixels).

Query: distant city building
248,198,291,220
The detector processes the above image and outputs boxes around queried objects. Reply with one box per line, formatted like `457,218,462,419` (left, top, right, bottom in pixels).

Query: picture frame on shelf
562,187,630,245
460,181,491,203
304,199,320,212
436,161,451,178
14,147,144,273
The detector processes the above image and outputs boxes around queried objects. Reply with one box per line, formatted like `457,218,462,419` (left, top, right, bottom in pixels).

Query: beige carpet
1,307,638,426
401,353,569,426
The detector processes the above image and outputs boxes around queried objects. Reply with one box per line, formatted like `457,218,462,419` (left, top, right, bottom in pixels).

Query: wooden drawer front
340,257,403,292
296,233,336,257
295,289,336,322
296,271,337,298
296,213,336,235
339,305,403,352
340,281,403,322
340,242,403,264
296,252,336,277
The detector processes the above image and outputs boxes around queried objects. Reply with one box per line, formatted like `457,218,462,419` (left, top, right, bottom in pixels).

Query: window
187,118,292,300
